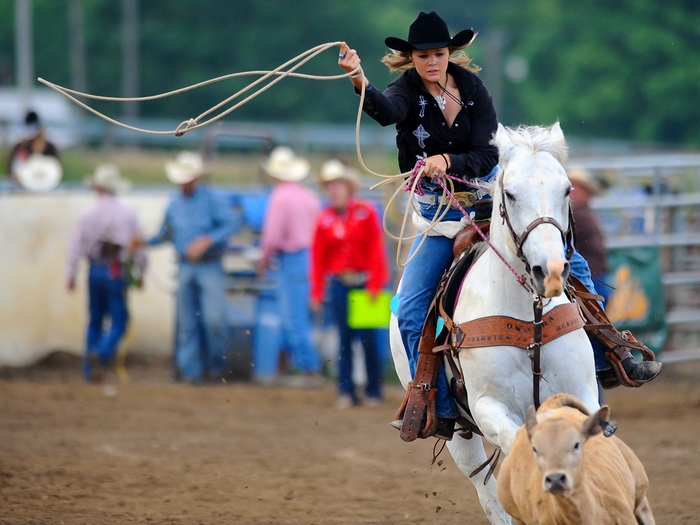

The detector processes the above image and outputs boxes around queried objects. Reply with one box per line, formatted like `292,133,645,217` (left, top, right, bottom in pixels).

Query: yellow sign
607,265,650,324
347,290,392,329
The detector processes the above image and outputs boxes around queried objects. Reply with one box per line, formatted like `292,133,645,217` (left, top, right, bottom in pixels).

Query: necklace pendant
435,95,446,111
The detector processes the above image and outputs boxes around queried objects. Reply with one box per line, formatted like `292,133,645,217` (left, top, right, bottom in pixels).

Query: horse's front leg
446,437,513,525
471,395,523,455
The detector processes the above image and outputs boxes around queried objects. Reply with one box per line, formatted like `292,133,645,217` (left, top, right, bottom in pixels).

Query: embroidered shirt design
418,96,427,118
413,125,430,149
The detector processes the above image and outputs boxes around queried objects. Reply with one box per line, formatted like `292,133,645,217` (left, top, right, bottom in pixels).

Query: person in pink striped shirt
258,147,323,384
66,164,147,382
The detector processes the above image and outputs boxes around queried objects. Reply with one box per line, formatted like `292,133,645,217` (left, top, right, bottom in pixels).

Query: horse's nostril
562,261,570,280
532,265,545,283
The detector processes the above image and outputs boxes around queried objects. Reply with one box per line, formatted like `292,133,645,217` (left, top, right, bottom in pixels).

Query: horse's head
491,123,573,298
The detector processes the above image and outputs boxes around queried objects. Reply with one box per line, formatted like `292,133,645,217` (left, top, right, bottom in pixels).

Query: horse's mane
492,124,569,165
483,124,569,196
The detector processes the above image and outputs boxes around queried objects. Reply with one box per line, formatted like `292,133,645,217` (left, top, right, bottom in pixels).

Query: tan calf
496,393,655,525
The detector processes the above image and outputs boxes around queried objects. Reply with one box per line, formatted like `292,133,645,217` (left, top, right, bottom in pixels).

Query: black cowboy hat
385,11,475,52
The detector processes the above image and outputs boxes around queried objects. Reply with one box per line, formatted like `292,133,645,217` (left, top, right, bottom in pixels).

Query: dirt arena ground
1,353,699,525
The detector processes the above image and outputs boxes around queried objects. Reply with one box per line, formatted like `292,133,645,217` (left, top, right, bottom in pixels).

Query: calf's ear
525,405,538,439
581,406,610,439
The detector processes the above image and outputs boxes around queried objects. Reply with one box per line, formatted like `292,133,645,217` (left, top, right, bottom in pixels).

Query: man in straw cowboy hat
258,146,323,385
67,164,147,382
147,151,240,384
567,167,609,302
311,159,390,408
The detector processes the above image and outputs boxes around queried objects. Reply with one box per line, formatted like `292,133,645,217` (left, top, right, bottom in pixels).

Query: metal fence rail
575,154,700,362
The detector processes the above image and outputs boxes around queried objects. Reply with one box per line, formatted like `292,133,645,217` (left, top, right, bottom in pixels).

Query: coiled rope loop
38,41,480,268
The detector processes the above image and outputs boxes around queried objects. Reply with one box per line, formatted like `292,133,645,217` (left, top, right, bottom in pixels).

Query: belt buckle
450,192,477,209
339,272,366,287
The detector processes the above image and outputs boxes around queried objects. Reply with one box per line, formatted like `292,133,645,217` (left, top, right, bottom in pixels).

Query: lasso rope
38,41,478,268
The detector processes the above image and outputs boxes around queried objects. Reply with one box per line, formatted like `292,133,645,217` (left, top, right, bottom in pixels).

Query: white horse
390,123,600,525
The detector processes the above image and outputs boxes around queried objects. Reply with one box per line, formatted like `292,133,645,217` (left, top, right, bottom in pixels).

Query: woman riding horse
338,11,661,440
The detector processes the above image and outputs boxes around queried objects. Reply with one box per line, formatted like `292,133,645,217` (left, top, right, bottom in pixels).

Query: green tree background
2,0,699,146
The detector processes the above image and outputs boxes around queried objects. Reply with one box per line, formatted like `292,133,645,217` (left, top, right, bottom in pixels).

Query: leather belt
414,191,478,209
333,272,368,287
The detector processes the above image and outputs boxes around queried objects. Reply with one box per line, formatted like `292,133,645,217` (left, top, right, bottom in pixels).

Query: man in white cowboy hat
7,110,62,190
66,164,147,382
258,146,323,384
147,151,240,384
311,159,390,408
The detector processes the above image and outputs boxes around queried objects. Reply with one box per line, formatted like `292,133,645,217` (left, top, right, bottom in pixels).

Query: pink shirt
260,181,321,266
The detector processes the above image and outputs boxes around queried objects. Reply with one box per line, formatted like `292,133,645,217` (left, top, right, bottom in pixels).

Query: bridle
495,176,577,408
498,178,576,279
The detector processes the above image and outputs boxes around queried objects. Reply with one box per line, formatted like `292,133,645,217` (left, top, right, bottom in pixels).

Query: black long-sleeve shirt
358,62,499,191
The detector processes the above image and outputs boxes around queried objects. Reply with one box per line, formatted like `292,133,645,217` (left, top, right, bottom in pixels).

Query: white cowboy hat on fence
262,146,310,182
15,154,63,192
84,164,132,194
319,159,361,190
165,151,207,185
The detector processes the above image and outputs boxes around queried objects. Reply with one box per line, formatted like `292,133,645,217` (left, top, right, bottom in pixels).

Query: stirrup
567,277,659,389
395,380,438,441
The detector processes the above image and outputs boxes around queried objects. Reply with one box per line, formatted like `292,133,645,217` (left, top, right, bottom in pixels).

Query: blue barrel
253,286,283,381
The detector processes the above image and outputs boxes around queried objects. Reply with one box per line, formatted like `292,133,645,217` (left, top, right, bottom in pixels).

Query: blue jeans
175,260,229,382
84,264,129,380
397,200,465,419
275,250,321,373
328,278,383,402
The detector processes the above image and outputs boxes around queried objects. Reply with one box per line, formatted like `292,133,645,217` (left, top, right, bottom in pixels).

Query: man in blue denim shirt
148,151,240,383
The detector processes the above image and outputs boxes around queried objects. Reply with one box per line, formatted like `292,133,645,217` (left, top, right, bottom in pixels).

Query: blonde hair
381,46,481,73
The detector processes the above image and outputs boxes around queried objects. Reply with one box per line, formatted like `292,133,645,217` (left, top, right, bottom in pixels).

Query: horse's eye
573,441,580,451
565,186,572,197
505,191,516,203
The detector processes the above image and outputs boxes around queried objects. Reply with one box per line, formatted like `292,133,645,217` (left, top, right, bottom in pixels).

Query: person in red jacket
311,159,390,409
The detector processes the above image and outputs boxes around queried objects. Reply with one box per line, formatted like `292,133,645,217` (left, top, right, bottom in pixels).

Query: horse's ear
548,122,568,163
492,123,515,162
550,122,564,143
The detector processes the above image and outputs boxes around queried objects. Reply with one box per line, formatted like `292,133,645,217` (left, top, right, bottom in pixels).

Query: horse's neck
485,219,531,293
454,219,535,321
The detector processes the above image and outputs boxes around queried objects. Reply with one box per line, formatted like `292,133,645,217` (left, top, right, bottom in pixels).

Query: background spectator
568,166,611,303
258,146,323,386
311,159,390,408
147,151,240,384
66,164,147,382
7,110,62,191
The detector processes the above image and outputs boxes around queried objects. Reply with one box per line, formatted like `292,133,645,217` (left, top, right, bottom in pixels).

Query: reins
433,175,529,289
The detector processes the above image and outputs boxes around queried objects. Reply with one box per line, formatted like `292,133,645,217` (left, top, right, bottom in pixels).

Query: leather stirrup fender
398,332,440,442
397,307,441,442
